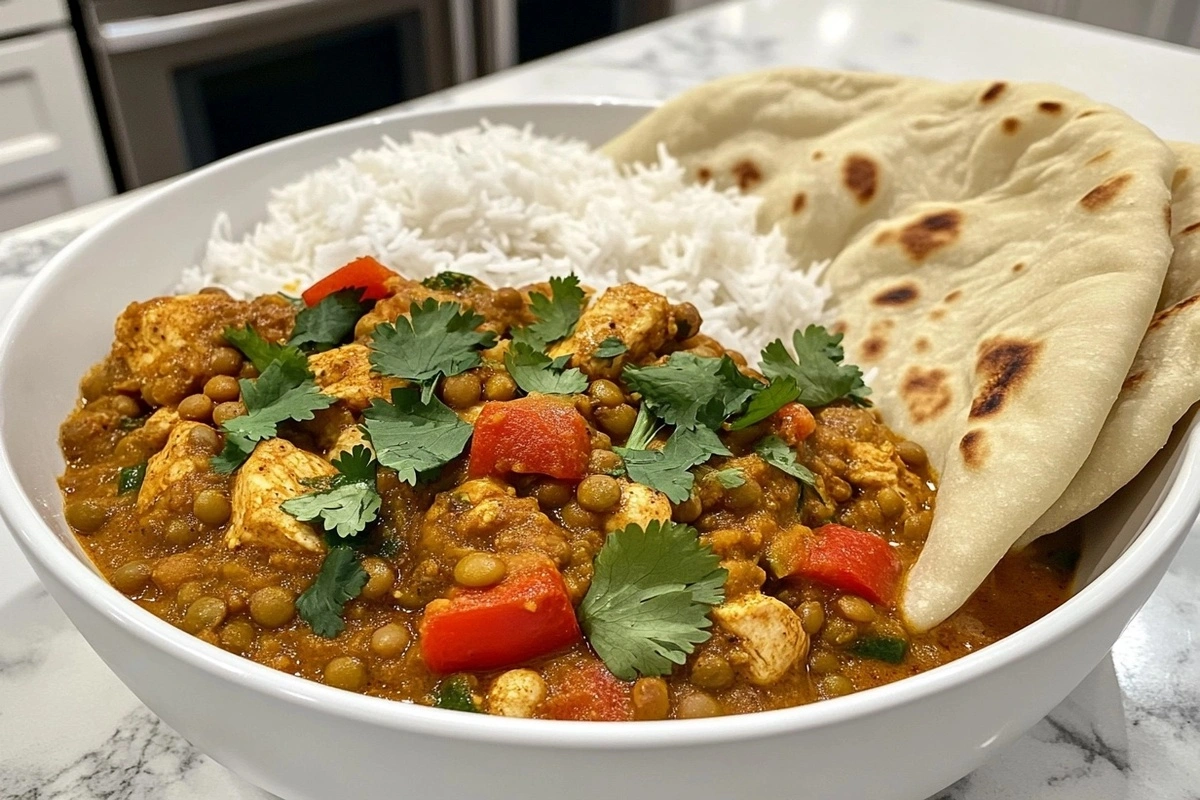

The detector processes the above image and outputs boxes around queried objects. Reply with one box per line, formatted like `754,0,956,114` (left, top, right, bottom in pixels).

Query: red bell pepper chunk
467,396,590,481
772,401,816,446
420,557,581,674
544,660,632,721
790,523,902,605
300,256,397,306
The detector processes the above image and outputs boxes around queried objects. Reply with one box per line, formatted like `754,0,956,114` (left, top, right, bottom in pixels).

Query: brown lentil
204,375,241,403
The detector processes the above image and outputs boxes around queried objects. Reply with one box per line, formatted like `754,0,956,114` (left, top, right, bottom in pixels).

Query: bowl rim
2,97,1198,749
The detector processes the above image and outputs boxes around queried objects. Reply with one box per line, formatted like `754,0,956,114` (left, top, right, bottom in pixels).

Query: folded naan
604,68,1175,630
1016,141,1200,546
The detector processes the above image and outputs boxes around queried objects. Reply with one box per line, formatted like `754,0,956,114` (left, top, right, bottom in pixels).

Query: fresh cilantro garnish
730,377,801,430
579,520,727,680
434,675,480,713
711,467,746,489
220,363,335,444
594,336,627,359
117,463,146,495
623,405,659,451
224,325,309,376
759,325,870,408
277,293,305,310
615,426,729,504
281,446,381,539
361,387,474,485
287,289,371,353
504,342,588,395
755,435,816,489
368,299,497,403
296,544,369,638
211,330,334,474
421,271,476,292
510,274,584,350
623,352,758,431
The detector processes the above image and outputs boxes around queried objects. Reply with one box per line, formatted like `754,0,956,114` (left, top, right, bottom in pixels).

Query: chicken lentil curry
59,258,1075,720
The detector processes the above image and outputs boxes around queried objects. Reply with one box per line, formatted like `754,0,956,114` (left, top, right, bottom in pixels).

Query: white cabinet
0,0,67,37
0,28,113,233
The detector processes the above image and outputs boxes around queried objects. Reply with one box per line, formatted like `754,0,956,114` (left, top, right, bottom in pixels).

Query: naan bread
604,68,1175,630
1016,141,1200,545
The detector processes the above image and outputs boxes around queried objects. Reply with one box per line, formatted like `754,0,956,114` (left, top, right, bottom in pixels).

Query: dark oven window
173,15,426,168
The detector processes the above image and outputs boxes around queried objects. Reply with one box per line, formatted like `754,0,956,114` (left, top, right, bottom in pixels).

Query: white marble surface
3,0,1200,797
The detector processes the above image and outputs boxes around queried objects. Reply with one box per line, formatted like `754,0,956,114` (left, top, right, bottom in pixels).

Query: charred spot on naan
1002,117,1021,135
732,159,762,191
811,150,825,162
980,82,1006,103
696,166,713,183
959,430,987,469
1180,221,1200,236
1080,173,1133,211
872,282,919,306
888,210,962,262
1012,262,1026,273
1122,371,1147,392
843,154,878,204
1173,167,1191,190
969,337,1043,419
1164,203,1172,231
792,192,807,213
1086,150,1112,166
944,289,962,303
914,337,931,354
1077,109,1102,118
1037,101,1064,115
1149,293,1200,330
900,366,952,424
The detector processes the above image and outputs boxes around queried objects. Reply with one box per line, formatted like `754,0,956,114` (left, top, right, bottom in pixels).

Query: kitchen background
1,0,1197,234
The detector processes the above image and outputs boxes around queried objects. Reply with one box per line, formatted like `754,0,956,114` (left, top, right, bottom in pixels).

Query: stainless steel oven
81,0,456,188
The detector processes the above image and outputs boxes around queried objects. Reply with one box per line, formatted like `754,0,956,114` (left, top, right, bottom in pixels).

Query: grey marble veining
3,0,1200,797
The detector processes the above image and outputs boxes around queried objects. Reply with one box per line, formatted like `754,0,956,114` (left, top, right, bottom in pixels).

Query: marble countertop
2,0,1199,797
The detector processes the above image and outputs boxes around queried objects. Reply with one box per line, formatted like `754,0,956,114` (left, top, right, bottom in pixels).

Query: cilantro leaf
594,336,627,359
361,387,474,485
504,342,588,396
296,545,369,638
212,432,255,474
760,325,871,408
623,353,758,431
117,462,146,495
369,299,497,403
224,325,310,377
434,675,480,713
615,426,729,504
287,289,371,353
711,467,746,489
579,520,727,680
509,274,584,350
281,446,381,539
730,377,800,430
223,368,335,442
755,435,817,489
421,271,477,292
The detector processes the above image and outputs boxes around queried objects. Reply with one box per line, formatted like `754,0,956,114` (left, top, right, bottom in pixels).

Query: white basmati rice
180,122,829,355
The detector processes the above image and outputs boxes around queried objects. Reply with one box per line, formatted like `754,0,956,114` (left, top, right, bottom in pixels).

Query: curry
58,259,1074,720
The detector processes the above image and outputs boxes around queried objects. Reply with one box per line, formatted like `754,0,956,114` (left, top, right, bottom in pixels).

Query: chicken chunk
487,669,548,718
549,284,674,378
604,480,672,533
844,440,901,490
226,438,337,552
308,343,402,411
711,593,809,686
327,424,372,461
136,421,211,517
112,293,294,406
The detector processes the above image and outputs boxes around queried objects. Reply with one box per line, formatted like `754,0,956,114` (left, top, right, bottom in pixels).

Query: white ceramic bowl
2,101,1198,800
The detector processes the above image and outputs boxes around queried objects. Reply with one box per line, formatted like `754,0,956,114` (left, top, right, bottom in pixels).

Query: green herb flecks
117,463,146,495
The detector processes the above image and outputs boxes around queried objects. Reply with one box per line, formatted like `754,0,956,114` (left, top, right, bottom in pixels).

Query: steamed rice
181,123,829,355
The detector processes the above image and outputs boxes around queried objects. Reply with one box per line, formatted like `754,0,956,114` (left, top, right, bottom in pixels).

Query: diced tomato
420,557,580,674
467,396,590,481
783,523,902,605
544,660,632,721
772,402,816,445
300,256,397,306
